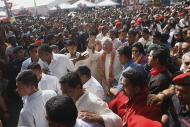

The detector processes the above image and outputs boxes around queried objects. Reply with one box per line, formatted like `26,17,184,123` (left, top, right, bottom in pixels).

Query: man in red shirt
109,69,162,127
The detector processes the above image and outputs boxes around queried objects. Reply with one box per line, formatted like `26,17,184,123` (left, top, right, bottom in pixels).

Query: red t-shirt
109,91,162,127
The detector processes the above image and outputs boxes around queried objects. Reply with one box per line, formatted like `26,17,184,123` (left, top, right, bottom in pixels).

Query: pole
33,0,37,16
3,0,10,18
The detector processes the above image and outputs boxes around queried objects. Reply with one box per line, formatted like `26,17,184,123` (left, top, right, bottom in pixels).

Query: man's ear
135,86,141,94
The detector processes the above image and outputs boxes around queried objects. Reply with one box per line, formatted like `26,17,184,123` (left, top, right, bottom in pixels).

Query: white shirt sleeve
86,48,100,61
99,108,122,127
93,99,122,127
56,78,62,95
65,56,75,72
18,109,36,127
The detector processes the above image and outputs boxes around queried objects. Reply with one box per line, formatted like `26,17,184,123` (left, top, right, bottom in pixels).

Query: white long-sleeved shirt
112,39,122,50
75,48,101,82
38,73,61,95
76,92,122,127
41,54,74,79
83,76,105,100
21,58,45,71
75,119,103,127
18,90,57,127
104,52,122,81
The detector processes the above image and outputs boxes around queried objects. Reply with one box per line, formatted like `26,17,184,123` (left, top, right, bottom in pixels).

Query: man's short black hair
45,96,78,126
153,31,162,39
76,66,91,78
13,46,23,54
117,45,132,59
65,40,77,46
27,62,41,71
38,44,52,53
128,29,137,36
28,43,38,51
89,30,97,36
132,42,145,55
59,72,82,88
122,69,147,87
150,46,169,66
16,70,38,88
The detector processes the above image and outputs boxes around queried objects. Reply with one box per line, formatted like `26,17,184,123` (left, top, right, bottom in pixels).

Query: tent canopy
72,0,96,8
59,3,74,9
12,0,54,10
97,0,119,7
11,0,72,10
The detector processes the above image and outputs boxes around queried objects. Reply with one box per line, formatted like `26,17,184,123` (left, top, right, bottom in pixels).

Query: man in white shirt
45,96,102,127
109,29,122,50
98,37,122,94
96,26,108,41
76,66,105,100
75,31,101,82
16,70,57,127
28,62,61,95
21,43,46,72
38,44,74,79
59,72,122,127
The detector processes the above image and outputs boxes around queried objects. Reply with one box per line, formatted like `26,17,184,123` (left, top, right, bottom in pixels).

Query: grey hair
182,52,190,63
101,37,112,45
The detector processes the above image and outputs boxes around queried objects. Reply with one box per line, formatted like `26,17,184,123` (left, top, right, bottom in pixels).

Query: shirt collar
27,90,42,102
83,77,93,88
123,60,134,69
76,92,88,107
150,66,166,77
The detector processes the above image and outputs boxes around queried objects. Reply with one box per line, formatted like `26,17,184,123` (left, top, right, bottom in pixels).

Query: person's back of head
150,46,169,66
45,96,78,127
16,70,38,87
38,44,52,54
76,66,91,78
59,72,82,89
117,45,132,59
122,69,147,88
27,62,41,71
16,70,38,97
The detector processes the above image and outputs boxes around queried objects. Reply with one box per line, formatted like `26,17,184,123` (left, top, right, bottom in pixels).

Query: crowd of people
0,2,190,127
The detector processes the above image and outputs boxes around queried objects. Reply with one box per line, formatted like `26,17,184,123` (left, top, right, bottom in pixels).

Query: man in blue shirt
110,45,147,95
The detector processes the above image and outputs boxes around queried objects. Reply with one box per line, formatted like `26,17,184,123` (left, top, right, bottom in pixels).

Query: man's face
88,35,96,45
175,85,190,105
52,48,60,54
119,31,126,40
29,48,38,59
16,49,24,59
66,45,77,56
109,31,114,40
128,34,136,45
142,32,149,40
16,81,33,97
102,43,112,53
38,51,51,63
61,84,79,101
132,47,140,58
102,28,108,36
187,30,190,37
118,54,127,65
121,76,137,97
153,36,160,44
182,43,190,55
148,50,157,67
183,57,190,72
